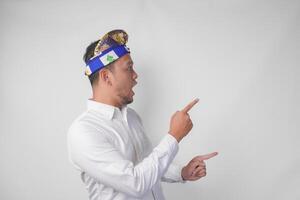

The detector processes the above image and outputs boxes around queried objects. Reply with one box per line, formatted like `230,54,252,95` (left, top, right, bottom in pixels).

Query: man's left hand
181,152,218,181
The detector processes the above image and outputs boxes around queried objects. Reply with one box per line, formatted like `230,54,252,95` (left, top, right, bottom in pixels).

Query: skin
91,54,137,109
91,53,218,182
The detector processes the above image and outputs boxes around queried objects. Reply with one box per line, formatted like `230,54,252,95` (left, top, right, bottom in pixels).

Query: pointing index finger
182,98,199,113
197,152,218,161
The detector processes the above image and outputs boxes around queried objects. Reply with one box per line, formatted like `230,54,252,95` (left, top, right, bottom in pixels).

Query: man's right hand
168,98,199,142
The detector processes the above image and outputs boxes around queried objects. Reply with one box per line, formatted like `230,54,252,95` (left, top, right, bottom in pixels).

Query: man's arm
134,99,200,184
68,123,179,198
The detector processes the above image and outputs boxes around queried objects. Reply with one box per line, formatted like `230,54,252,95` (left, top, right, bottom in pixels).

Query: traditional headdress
85,29,130,76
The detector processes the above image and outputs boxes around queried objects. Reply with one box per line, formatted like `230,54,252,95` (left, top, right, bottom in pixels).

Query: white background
0,0,299,199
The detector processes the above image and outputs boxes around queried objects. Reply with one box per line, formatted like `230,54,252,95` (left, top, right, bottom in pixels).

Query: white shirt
67,99,186,200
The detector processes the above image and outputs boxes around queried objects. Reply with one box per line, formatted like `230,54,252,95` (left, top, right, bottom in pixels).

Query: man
67,29,218,200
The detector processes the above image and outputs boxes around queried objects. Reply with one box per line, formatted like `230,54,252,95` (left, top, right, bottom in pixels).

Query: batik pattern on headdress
93,29,128,57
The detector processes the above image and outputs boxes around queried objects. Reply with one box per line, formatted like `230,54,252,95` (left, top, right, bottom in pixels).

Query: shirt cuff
155,134,179,158
173,164,187,183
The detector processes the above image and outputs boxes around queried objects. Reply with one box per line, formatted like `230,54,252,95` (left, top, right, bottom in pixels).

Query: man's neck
91,92,122,110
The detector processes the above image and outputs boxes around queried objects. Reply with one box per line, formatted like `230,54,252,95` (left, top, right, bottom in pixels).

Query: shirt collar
87,99,128,120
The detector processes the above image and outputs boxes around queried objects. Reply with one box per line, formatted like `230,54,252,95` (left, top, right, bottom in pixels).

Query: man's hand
168,98,199,142
181,152,218,181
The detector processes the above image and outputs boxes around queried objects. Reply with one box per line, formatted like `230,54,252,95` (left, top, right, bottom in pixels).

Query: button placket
116,109,139,164
123,120,139,164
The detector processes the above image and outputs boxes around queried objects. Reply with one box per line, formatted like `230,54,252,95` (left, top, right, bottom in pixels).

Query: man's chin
125,98,134,105
121,95,134,105
125,91,135,104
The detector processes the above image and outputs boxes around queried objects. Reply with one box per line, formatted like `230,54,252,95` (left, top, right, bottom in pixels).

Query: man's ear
99,69,112,85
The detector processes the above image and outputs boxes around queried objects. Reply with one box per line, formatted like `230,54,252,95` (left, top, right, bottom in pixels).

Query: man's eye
128,66,133,71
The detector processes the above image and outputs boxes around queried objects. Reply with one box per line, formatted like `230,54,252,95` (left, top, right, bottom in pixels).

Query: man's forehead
120,54,133,65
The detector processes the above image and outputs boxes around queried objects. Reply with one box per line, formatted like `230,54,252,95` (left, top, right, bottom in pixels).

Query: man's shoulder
68,110,102,135
68,111,88,133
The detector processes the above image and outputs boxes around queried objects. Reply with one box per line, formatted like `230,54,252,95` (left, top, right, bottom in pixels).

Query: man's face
110,54,138,106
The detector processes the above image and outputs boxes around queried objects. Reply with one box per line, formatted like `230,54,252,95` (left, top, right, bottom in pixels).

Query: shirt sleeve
68,123,179,198
131,110,186,184
161,162,187,183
